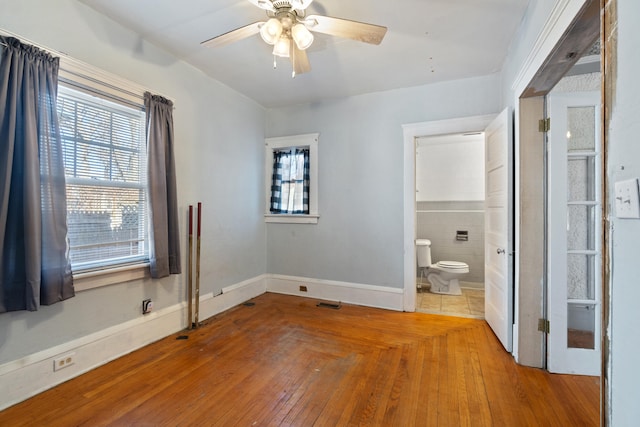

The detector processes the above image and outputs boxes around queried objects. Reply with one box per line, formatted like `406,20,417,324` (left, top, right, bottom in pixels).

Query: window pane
270,148,309,214
567,253,595,300
567,155,596,201
66,185,146,266
567,106,596,152
112,148,141,182
73,141,111,179
112,113,143,150
567,204,596,251
58,86,147,269
568,303,596,349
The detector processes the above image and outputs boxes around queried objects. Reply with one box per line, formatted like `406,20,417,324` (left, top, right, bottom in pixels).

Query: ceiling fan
201,0,387,77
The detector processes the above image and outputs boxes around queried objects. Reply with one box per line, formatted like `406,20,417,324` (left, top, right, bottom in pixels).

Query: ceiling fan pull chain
273,55,277,69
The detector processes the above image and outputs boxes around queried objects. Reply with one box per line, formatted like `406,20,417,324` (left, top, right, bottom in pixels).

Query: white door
484,108,513,352
547,91,601,376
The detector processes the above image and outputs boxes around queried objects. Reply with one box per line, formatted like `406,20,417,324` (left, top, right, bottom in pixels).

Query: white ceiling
79,0,531,108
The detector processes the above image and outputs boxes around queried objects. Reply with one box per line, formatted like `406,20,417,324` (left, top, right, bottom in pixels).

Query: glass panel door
547,91,601,375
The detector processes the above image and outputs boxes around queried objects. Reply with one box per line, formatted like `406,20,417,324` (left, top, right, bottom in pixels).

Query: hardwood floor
0,293,599,426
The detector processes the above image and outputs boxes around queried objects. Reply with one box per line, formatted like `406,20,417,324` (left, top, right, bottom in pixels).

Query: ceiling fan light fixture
204,1,388,77
291,23,314,50
260,18,283,45
272,35,291,58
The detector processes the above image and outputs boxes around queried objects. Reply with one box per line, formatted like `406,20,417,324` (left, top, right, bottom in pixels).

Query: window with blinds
264,133,319,224
57,85,148,271
270,148,310,214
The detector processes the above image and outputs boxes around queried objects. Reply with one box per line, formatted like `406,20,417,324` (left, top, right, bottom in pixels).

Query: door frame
511,0,600,367
402,114,496,313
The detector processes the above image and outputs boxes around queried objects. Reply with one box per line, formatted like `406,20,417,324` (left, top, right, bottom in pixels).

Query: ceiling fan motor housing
276,12,296,30
273,1,294,9
274,0,313,10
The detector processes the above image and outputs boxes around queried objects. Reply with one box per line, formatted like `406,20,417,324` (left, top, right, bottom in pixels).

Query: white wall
607,0,640,424
265,74,501,288
416,134,485,201
500,1,559,106
0,0,266,367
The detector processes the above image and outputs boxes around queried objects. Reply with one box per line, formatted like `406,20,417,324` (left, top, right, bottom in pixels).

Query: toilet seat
437,261,468,269
431,261,469,274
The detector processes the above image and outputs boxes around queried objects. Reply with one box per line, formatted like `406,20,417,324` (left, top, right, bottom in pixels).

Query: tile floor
416,280,485,319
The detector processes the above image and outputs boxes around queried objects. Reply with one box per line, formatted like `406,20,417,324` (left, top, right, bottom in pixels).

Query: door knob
497,248,505,254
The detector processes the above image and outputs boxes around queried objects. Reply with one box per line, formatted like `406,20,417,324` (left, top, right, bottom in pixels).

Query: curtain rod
0,29,175,103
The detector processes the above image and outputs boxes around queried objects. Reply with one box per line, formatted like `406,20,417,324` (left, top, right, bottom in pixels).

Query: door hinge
538,318,550,333
538,118,550,132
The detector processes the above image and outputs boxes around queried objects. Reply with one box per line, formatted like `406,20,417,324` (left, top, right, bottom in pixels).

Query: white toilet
416,239,468,296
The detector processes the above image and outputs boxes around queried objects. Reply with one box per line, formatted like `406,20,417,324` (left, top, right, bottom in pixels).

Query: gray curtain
0,36,74,313
145,92,181,278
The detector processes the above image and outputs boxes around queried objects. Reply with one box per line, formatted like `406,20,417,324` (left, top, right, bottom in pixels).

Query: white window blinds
57,86,148,271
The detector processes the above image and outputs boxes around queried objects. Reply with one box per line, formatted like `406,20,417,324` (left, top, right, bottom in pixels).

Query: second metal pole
194,202,202,328
187,205,193,329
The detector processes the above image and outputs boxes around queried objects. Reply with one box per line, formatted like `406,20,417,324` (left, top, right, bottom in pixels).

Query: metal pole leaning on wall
194,202,202,329
187,205,193,330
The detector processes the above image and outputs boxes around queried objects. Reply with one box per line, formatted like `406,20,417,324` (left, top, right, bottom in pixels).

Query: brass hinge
538,118,551,132
538,318,550,333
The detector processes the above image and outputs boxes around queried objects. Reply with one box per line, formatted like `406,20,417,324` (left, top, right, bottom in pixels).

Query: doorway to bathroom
414,132,486,319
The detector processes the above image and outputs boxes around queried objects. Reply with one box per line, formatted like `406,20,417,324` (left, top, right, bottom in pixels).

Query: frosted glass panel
567,303,596,349
568,156,595,201
567,205,595,251
567,254,595,300
567,106,595,151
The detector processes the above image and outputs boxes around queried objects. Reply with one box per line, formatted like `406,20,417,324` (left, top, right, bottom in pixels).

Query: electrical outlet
142,299,153,314
53,352,75,371
299,285,308,292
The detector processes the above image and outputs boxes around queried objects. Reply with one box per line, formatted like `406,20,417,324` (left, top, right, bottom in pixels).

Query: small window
265,133,318,224
270,148,309,214
57,86,148,271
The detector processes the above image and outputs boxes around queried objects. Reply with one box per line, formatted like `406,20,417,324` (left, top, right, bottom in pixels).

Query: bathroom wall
416,202,485,283
415,134,485,284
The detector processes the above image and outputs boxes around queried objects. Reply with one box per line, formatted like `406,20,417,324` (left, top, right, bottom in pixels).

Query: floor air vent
317,302,341,309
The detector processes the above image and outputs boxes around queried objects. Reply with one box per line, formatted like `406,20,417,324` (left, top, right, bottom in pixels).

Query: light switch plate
614,178,640,219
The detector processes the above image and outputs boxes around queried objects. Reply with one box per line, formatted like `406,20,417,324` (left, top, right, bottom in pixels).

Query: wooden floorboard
0,293,600,426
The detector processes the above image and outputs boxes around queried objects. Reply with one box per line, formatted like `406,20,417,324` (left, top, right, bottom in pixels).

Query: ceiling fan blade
248,0,275,12
201,22,263,48
304,15,387,45
292,44,312,76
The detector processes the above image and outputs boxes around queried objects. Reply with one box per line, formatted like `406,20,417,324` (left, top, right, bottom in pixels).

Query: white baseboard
266,274,404,311
200,275,267,320
0,274,400,410
0,275,267,411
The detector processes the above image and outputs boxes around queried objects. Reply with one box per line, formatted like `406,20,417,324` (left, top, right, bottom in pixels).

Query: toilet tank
416,239,432,268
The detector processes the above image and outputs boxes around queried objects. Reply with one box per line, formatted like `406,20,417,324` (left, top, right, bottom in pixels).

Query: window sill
264,214,319,224
73,262,150,292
